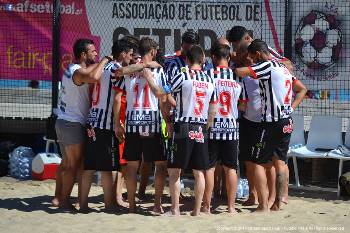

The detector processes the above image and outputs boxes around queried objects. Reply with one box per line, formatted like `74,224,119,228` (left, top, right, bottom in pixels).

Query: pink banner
0,0,100,81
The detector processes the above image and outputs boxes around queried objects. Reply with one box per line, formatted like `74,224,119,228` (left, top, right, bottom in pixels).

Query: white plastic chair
326,123,350,197
289,116,343,188
287,115,305,186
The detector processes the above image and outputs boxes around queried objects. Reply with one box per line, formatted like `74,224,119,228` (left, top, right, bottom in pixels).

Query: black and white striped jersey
164,53,213,82
171,68,217,124
86,62,120,130
115,67,167,134
206,66,243,140
164,54,187,82
248,60,297,122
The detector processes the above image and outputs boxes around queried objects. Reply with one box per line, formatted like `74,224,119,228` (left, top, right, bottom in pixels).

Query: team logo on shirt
283,119,294,134
188,126,204,143
180,67,188,73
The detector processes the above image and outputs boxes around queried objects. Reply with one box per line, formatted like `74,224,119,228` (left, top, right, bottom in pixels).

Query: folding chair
289,116,342,188
326,123,350,197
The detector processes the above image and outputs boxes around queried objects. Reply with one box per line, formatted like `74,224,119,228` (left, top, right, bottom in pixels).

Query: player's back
171,68,216,124
121,67,166,134
251,60,294,121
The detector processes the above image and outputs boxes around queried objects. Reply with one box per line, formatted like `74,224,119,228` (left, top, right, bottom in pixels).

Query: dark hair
155,48,165,67
186,45,204,64
182,30,200,45
139,37,158,57
120,35,139,51
210,42,230,60
112,39,133,58
227,26,249,43
247,39,270,55
73,38,94,60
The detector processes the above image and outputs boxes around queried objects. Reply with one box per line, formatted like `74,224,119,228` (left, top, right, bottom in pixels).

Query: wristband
104,56,113,62
163,84,171,94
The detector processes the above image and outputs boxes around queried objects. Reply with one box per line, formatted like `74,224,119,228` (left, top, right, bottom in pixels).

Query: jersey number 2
284,80,292,104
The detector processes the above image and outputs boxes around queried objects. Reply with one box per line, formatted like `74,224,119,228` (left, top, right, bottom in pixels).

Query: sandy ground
0,176,349,233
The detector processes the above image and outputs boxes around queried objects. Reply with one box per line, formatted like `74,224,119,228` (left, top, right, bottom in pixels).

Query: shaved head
217,37,230,47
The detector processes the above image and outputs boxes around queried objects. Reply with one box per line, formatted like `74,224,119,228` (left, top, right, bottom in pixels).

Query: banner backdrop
0,0,349,116
0,0,100,81
0,0,285,81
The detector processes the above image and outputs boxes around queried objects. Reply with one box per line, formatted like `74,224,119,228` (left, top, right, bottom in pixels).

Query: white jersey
206,66,242,140
171,68,217,124
241,77,262,123
86,62,120,130
115,67,166,134
57,64,90,125
249,60,296,122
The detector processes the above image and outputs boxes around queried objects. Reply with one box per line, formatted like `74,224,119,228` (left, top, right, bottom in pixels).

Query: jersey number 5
194,90,205,117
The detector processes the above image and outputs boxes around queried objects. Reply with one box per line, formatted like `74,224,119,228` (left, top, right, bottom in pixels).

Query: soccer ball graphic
295,11,342,70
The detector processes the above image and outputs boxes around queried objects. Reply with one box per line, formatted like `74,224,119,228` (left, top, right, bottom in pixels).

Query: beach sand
0,176,349,233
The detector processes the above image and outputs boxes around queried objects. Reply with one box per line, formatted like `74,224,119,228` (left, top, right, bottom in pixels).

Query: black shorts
208,139,238,170
167,122,209,170
124,133,165,162
84,127,119,171
259,117,293,164
239,117,265,163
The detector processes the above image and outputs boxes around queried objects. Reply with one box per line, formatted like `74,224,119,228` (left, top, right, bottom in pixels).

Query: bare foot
128,203,137,213
164,209,180,217
74,202,80,209
255,204,270,213
268,200,275,209
59,201,76,211
152,205,164,214
78,206,93,213
270,201,281,211
227,206,237,214
190,210,201,216
117,198,129,208
200,206,211,214
242,197,258,206
51,197,59,207
281,197,288,205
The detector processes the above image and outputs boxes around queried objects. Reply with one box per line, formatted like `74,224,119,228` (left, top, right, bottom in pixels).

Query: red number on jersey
133,83,151,109
284,79,292,104
91,82,101,106
194,90,205,117
219,91,232,116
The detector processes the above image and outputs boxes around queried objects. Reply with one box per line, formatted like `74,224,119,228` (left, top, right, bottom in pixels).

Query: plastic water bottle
236,179,243,199
242,179,249,198
180,179,185,189
8,147,34,179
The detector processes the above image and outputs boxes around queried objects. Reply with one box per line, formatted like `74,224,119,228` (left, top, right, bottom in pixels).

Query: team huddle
54,26,307,216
